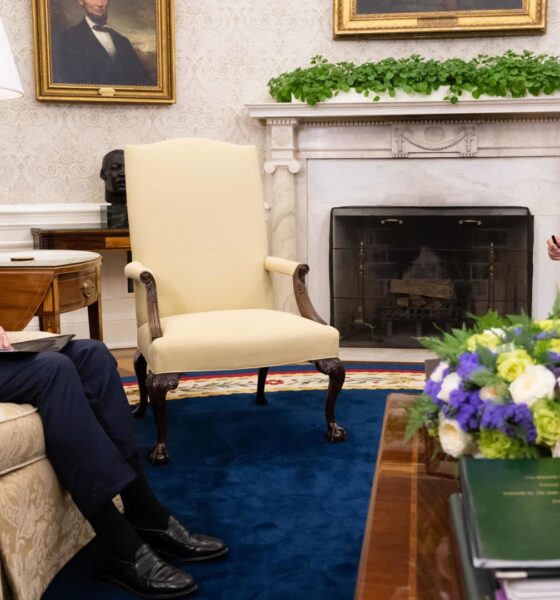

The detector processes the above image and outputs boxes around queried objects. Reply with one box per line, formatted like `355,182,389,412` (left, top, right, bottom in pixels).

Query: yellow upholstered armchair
124,138,346,465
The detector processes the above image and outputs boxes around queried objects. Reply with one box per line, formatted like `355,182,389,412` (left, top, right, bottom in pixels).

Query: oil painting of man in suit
356,0,522,13
52,0,156,86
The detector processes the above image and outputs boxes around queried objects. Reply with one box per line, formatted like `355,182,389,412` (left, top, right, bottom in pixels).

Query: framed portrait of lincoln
333,0,546,38
32,0,175,103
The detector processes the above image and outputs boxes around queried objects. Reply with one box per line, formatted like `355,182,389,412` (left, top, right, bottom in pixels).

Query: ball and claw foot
149,443,170,465
327,423,347,442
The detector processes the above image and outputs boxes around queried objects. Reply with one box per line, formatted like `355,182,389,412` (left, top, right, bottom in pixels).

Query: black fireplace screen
330,206,533,348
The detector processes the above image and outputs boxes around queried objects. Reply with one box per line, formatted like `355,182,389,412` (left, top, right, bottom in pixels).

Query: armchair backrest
125,138,273,320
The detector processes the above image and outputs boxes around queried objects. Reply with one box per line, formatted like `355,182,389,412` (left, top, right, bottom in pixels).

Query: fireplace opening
330,206,533,348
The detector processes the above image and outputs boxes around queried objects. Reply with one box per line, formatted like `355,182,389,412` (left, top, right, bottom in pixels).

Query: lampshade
0,17,23,99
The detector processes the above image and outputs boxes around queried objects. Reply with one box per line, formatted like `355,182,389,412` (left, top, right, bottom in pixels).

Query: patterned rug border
124,362,425,403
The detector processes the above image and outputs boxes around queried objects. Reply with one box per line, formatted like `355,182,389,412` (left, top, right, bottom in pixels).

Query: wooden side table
355,393,461,600
0,250,103,340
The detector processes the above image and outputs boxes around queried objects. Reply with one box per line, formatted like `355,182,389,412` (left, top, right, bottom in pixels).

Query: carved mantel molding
392,124,477,157
264,117,301,174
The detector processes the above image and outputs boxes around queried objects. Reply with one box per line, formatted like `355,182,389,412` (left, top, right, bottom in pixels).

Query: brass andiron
345,241,376,341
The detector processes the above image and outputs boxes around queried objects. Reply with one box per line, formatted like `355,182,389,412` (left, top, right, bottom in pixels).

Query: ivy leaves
267,51,560,106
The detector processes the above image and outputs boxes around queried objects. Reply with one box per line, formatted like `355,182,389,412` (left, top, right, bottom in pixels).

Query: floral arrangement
406,308,560,459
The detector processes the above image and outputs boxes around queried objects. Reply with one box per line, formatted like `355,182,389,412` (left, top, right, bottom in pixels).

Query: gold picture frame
32,0,175,104
333,0,547,38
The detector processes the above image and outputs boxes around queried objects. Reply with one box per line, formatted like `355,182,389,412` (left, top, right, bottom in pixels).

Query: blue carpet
43,387,395,600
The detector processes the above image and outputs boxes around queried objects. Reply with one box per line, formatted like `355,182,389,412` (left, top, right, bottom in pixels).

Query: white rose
489,328,507,338
438,414,472,458
553,440,560,458
437,372,462,403
480,385,501,402
430,361,449,383
509,365,557,407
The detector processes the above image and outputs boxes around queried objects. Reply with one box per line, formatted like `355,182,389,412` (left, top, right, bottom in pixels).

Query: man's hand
548,236,560,261
0,327,13,351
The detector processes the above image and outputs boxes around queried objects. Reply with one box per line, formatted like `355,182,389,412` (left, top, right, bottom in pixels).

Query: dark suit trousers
0,340,138,519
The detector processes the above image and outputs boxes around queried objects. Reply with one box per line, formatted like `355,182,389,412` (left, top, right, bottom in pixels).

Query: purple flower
424,378,443,406
456,352,483,380
448,387,484,432
535,331,555,340
480,401,536,443
549,365,560,379
548,352,560,365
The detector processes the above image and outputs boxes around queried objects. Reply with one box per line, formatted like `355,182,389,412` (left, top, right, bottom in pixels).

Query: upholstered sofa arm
125,261,163,341
264,256,326,325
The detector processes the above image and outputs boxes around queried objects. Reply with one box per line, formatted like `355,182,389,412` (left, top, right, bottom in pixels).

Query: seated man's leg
0,351,135,518
59,340,228,563
61,339,138,460
0,351,198,598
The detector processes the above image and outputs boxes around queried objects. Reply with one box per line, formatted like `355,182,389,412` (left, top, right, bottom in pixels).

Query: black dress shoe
94,543,198,598
134,516,228,562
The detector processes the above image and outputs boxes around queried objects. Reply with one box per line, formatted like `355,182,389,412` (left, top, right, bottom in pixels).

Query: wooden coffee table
355,393,461,600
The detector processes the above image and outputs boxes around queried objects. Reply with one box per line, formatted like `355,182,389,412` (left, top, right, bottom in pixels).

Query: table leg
87,265,103,341
88,301,103,341
39,314,61,334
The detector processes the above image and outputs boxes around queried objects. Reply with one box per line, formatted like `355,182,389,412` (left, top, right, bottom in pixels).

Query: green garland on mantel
267,51,560,106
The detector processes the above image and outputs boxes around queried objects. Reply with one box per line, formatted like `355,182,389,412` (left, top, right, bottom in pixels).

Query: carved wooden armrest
124,261,163,341
264,256,326,324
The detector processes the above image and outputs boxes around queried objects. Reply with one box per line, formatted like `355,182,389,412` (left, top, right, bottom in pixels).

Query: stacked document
449,458,560,600
0,334,75,353
501,578,560,599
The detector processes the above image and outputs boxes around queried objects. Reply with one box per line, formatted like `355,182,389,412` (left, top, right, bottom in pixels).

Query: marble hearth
248,97,560,328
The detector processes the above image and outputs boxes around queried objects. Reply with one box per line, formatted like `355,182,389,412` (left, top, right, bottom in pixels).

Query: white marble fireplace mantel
247,98,560,320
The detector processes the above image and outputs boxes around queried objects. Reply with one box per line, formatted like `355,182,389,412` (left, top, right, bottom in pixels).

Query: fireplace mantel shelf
247,96,560,121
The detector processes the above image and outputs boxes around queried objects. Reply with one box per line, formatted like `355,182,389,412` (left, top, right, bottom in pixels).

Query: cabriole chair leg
133,350,149,418
146,372,180,465
256,367,269,405
313,358,347,442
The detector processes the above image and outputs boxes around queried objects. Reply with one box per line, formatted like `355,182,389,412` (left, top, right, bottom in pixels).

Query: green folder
460,458,560,569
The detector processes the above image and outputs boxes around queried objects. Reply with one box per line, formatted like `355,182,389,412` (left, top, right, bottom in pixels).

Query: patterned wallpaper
0,0,559,205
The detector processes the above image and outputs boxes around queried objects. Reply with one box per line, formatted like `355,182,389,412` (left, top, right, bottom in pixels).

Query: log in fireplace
330,207,533,348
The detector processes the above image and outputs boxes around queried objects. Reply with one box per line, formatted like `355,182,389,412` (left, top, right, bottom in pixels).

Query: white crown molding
0,203,105,249
0,203,107,213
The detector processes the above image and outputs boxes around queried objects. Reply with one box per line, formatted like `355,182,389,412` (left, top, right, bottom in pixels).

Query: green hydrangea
536,319,560,332
478,429,540,459
466,331,501,352
496,349,534,383
532,399,560,447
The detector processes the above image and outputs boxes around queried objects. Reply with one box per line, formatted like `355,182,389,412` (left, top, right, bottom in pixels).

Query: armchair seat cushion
138,309,340,374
